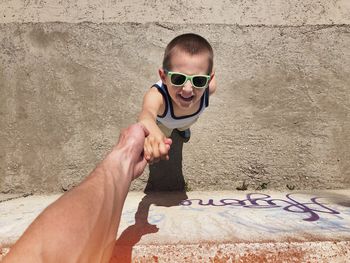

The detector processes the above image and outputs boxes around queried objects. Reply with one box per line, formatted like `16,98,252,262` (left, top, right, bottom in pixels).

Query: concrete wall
0,1,349,193
1,0,350,25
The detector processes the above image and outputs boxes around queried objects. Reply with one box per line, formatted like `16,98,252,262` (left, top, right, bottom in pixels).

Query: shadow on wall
109,131,188,262
145,130,186,192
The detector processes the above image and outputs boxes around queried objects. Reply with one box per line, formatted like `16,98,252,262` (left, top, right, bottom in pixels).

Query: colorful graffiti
179,193,340,222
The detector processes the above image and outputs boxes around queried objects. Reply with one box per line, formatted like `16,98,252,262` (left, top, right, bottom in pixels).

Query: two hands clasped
143,132,172,164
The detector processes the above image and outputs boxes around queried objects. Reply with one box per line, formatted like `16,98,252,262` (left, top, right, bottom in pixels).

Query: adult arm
3,123,149,263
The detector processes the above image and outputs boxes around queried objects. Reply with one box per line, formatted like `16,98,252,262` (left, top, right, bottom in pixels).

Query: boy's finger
144,144,153,161
158,142,170,156
160,154,170,161
164,138,172,146
151,141,161,160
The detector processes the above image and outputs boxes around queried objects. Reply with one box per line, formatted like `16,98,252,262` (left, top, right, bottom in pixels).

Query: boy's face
160,50,211,110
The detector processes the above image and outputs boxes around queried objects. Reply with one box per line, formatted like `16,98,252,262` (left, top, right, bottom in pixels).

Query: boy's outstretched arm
3,123,148,263
138,87,172,164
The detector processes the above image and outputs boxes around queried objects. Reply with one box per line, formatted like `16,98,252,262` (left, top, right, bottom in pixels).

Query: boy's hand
144,134,172,164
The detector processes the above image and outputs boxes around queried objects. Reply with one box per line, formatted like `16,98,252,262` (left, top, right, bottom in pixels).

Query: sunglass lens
193,76,207,88
171,74,186,86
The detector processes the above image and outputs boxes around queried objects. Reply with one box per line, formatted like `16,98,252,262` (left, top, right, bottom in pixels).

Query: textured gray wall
0,1,349,193
1,0,349,25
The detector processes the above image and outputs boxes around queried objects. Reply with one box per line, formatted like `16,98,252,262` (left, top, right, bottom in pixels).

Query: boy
138,33,217,164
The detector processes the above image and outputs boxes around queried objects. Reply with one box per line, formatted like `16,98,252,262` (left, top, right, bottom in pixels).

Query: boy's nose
182,80,194,93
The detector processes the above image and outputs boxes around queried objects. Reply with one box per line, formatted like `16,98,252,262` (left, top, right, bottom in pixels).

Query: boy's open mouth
178,94,194,102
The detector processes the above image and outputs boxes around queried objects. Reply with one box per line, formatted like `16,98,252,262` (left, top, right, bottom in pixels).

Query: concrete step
1,190,350,262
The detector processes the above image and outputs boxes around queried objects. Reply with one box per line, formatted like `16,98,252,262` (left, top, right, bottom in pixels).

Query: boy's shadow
145,129,187,192
110,131,188,263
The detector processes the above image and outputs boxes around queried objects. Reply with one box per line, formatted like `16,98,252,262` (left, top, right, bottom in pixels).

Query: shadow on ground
110,131,188,262
110,191,188,262
316,191,350,207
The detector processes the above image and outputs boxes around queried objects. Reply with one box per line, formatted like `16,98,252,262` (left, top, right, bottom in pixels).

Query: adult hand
114,123,149,180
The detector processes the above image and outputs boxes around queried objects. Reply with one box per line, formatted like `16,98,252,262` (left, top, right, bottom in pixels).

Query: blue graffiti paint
148,213,165,224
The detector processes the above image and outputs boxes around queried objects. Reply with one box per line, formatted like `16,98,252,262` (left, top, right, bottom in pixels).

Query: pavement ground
1,190,350,262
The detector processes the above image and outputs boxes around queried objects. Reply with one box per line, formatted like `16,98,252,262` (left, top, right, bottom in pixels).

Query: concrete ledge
1,190,349,261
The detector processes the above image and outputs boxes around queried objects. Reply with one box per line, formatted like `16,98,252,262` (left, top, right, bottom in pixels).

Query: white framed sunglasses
164,70,210,89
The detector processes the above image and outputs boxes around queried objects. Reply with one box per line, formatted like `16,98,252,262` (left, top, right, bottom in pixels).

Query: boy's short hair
162,33,214,74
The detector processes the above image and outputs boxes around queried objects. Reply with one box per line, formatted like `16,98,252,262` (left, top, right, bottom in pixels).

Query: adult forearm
3,150,133,263
3,123,148,263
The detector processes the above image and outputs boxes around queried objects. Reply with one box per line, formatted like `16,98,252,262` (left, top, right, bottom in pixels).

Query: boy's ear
210,68,215,80
159,68,167,82
208,70,217,95
210,73,215,81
